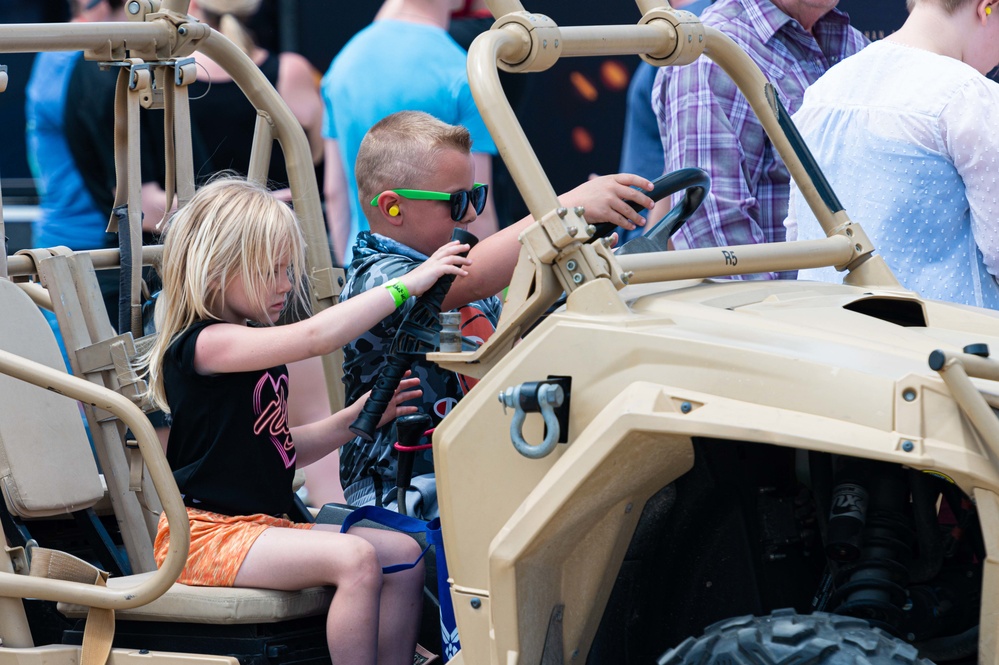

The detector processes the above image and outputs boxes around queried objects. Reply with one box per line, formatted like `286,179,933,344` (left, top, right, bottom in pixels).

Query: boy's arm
441,173,654,311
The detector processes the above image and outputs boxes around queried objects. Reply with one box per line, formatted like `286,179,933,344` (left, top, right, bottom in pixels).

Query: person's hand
375,375,423,428
400,240,472,296
349,375,424,430
560,173,654,231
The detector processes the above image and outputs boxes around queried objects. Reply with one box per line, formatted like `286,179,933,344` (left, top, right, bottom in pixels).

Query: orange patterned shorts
154,507,314,586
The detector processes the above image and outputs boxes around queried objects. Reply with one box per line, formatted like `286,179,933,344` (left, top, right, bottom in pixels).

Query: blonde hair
141,177,308,412
355,111,473,222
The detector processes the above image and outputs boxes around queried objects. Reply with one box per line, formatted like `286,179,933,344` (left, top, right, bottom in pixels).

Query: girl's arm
194,241,471,375
290,377,423,467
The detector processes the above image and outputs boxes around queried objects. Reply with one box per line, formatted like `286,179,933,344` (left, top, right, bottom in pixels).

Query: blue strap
339,505,433,574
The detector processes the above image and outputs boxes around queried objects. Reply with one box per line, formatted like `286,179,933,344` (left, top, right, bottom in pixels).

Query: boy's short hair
355,111,473,217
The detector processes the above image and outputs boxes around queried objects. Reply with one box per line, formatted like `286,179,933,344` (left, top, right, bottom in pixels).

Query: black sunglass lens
450,192,467,221
471,185,488,214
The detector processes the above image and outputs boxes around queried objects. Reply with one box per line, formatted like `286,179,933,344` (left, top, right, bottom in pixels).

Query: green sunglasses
371,183,488,222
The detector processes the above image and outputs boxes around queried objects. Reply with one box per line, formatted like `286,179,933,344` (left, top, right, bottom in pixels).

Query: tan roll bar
430,7,904,377
0,348,188,609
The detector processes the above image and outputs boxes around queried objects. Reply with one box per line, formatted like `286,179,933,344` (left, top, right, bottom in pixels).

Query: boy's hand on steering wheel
559,173,654,231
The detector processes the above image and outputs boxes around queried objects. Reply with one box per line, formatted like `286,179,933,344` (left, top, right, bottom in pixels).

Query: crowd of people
22,0,999,662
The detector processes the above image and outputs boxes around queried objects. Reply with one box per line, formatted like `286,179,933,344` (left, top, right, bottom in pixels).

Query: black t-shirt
188,52,290,188
64,59,162,222
63,58,208,224
163,320,297,517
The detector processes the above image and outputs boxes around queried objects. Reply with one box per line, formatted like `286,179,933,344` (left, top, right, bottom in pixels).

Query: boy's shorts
154,507,314,586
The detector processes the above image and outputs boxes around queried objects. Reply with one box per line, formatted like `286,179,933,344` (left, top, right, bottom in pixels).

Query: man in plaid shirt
653,0,868,279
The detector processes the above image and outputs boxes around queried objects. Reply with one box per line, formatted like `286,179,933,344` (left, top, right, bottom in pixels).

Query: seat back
0,278,104,519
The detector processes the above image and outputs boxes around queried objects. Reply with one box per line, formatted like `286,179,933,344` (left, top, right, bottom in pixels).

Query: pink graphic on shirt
253,371,296,468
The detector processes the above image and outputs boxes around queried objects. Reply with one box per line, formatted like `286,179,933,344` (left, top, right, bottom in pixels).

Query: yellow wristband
383,278,410,309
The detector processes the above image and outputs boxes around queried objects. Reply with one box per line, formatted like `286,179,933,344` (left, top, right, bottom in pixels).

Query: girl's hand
376,376,423,428
560,173,654,231
400,240,472,296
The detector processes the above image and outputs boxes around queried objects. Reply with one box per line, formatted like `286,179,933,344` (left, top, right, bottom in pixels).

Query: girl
142,177,471,665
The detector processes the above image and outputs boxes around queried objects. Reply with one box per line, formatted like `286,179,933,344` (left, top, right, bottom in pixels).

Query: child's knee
336,536,382,590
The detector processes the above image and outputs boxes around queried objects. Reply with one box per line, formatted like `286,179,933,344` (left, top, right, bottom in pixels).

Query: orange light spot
571,126,594,153
569,71,599,102
600,60,629,92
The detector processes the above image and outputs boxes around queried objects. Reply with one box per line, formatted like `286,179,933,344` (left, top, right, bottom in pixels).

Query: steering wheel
590,167,710,254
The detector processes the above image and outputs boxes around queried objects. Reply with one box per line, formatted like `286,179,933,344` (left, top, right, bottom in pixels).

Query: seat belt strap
30,548,114,665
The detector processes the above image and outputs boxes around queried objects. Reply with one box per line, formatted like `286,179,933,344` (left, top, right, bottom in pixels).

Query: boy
340,111,654,517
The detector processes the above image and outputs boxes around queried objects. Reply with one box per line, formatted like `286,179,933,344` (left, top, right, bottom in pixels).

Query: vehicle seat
0,275,333,627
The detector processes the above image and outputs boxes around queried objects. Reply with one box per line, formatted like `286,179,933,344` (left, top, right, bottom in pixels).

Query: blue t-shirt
321,20,497,262
26,51,112,250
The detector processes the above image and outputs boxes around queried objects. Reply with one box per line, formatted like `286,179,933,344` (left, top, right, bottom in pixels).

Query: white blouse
786,39,999,309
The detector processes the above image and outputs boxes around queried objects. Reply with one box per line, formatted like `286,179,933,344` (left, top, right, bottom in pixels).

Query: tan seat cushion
0,280,104,518
58,572,332,624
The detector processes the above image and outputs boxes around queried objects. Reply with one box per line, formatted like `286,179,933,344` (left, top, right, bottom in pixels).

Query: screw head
127,1,141,14
470,598,482,609
572,273,584,284
902,440,914,452
902,388,917,402
565,259,577,271
680,401,692,414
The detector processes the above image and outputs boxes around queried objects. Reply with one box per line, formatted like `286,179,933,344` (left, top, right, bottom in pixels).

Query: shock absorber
827,462,915,632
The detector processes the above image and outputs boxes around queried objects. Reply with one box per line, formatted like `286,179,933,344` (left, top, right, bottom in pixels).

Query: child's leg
234,525,424,665
317,524,426,664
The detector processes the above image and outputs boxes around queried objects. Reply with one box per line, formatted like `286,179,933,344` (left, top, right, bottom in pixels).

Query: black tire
658,609,935,665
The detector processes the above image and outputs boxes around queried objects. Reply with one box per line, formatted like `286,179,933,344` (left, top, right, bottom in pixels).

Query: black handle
349,354,410,442
395,413,432,492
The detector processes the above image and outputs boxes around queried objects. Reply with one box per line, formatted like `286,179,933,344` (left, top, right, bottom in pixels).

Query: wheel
658,609,935,665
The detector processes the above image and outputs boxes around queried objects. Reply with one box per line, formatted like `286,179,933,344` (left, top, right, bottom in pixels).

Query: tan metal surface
435,275,999,661
0,646,238,665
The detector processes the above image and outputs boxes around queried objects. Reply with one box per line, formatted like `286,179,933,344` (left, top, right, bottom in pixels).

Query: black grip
395,413,432,492
349,354,410,442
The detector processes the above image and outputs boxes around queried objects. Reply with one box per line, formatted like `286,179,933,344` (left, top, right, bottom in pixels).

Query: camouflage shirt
339,231,502,505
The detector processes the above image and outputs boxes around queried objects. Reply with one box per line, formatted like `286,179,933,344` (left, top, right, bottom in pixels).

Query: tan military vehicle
0,1,994,664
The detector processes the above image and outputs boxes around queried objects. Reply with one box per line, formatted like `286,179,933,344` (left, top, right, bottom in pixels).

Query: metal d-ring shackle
498,382,565,459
